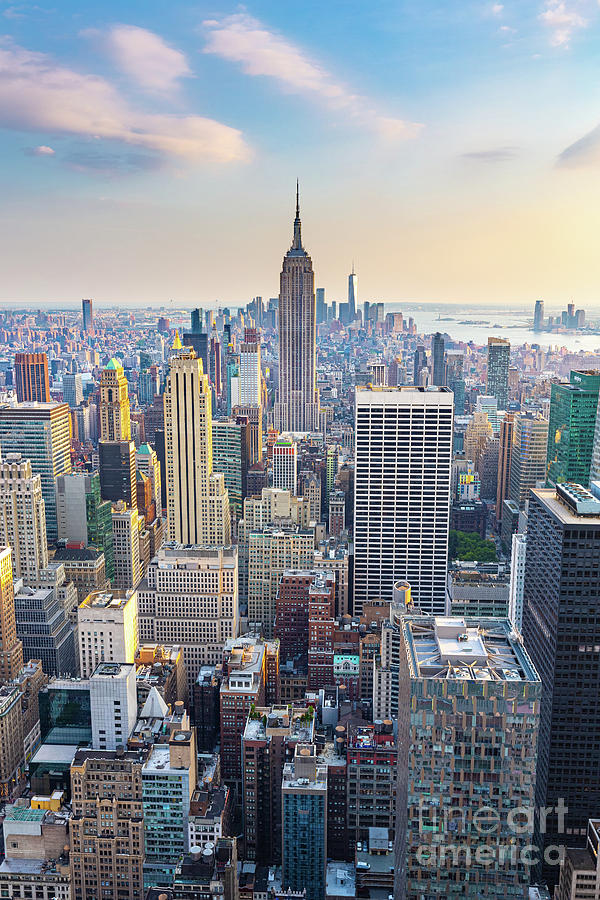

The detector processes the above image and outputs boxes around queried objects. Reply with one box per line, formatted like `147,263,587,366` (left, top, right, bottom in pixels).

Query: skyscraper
0,547,23,683
239,328,261,405
81,297,94,334
486,337,510,409
534,299,545,331
546,370,600,486
164,350,231,546
282,744,327,900
348,265,358,322
353,386,453,616
14,353,50,403
274,184,319,433
496,411,514,522
99,440,137,508
316,287,326,324
0,401,71,541
394,615,540,900
431,332,445,386
523,484,600,883
412,346,427,386
509,411,548,508
272,435,298,494
99,358,131,442
0,454,48,583
63,372,83,408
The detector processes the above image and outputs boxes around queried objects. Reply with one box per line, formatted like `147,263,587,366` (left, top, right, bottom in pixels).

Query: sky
2,0,600,308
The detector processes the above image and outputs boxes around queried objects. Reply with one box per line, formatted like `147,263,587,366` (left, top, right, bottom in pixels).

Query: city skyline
3,2,600,305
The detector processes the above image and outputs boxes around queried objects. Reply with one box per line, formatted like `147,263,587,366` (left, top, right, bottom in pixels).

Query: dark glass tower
431,332,445,386
486,337,510,409
522,483,600,885
546,370,600,486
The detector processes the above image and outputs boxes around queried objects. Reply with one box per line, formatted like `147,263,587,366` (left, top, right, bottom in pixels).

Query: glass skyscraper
486,337,510,410
546,370,600,486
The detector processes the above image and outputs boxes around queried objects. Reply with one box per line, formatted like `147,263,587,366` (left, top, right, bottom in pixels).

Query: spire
292,179,303,250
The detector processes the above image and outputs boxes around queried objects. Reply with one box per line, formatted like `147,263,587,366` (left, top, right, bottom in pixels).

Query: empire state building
274,184,320,433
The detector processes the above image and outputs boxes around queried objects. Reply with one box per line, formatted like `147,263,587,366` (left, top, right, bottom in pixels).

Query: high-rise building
77,588,138,678
546,370,600,486
523,484,600,883
89,661,138,751
509,532,526,630
445,350,465,414
0,685,25,798
486,337,510,410
56,471,114,576
316,287,326,324
99,358,131,442
556,819,600,900
138,545,238,696
394,615,541,900
14,584,76,676
136,443,162,515
0,402,71,541
112,503,142,590
0,453,48,583
247,528,314,637
70,745,147,900
212,418,249,523
353,386,453,616
53,546,109,604
81,297,94,334
14,353,50,404
534,298,545,332
348,266,358,322
164,351,231,546
272,435,297,494
239,328,261,406
431,332,445,386
0,547,23,683
346,723,396,845
274,184,319,432
496,412,514,523
282,743,327,900
412,346,427,386
99,439,137,507
63,372,83,408
509,411,548,508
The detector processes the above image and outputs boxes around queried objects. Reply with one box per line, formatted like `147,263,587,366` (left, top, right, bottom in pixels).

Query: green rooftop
5,807,46,822
105,357,121,370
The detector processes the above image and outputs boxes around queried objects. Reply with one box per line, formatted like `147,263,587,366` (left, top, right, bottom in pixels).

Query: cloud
0,39,249,164
84,24,191,94
23,144,55,155
491,4,504,14
202,13,421,142
558,125,600,165
539,0,587,47
462,146,519,162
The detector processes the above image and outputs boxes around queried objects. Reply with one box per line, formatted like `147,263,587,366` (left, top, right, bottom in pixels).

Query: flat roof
403,615,540,683
31,744,78,765
532,487,600,526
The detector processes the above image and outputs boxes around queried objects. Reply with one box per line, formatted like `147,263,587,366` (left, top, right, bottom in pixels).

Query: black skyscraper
432,332,445,386
522,483,600,884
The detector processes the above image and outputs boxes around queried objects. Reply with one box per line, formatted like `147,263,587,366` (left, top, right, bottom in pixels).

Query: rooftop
80,590,133,610
326,862,355,898
533,486,600,525
403,616,539,683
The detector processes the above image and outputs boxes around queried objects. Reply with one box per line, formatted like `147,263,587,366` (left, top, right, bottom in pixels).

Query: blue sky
2,0,600,306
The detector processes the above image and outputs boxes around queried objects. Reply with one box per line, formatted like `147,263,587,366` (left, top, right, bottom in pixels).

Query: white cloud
539,0,587,46
84,24,191,94
0,39,249,164
32,144,55,154
491,4,504,14
202,14,421,142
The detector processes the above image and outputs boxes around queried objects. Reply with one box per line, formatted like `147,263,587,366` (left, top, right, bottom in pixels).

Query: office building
143,726,197,886
0,685,25,798
70,746,147,900
346,723,396,845
99,439,137,507
138,545,238,696
212,418,249,522
353,386,453,616
412,346,427,386
219,635,279,783
14,353,50,404
112,503,142,590
534,298,545,332
247,527,314,637
272,435,297,494
77,589,138,678
446,566,510,618
15,585,76,676
99,358,131,442
164,350,231,546
496,412,514,522
556,819,600,900
509,412,549,508
81,297,93,333
239,328,261,406
0,547,23,683
53,547,108,604
431,332,445,386
445,351,465,414
348,266,358,321
372,583,406,721
486,337,510,409
394,615,540,900
546,370,600,486
509,532,526,630
90,661,138,751
0,454,48,583
274,184,320,433
56,471,114,577
0,802,71,900
523,484,600,882
63,372,83,408
136,443,162,514
464,411,493,467
135,643,187,712
282,743,327,900
0,402,71,541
